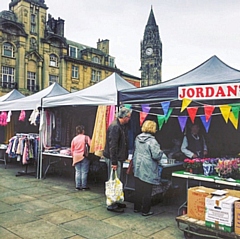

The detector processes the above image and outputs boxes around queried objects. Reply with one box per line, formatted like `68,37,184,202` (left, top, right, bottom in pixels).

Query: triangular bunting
141,104,150,114
124,104,132,109
165,108,173,123
139,112,148,126
178,116,188,132
161,101,170,116
231,106,240,120
187,107,198,123
219,105,231,123
157,115,165,130
200,115,212,133
204,105,215,122
229,111,238,129
181,98,192,112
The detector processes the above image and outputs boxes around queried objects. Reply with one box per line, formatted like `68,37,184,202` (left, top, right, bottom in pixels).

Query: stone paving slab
8,219,75,239
62,216,124,239
40,209,85,225
0,227,21,239
0,209,38,228
13,199,62,216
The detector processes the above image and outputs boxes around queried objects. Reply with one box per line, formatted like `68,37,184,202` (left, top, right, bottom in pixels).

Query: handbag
83,136,90,157
126,159,133,175
105,168,124,206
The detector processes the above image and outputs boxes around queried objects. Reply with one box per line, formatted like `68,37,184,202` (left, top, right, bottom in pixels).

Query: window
109,57,115,67
2,66,15,87
27,71,36,92
72,65,78,78
31,24,36,33
3,42,14,57
91,70,101,83
69,46,77,58
49,75,59,85
92,56,100,64
50,54,58,67
31,14,36,23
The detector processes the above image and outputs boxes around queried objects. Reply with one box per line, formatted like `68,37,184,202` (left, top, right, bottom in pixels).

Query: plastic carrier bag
105,168,124,206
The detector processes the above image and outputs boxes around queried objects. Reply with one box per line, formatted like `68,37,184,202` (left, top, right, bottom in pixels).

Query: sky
3,0,240,81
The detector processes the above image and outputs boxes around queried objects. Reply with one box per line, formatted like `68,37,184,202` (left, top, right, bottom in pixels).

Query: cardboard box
187,186,215,221
205,194,239,233
235,201,240,235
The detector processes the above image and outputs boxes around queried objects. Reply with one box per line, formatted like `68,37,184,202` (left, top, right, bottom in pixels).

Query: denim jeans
75,158,90,188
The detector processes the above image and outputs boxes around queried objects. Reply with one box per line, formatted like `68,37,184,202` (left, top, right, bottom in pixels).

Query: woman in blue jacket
133,120,163,216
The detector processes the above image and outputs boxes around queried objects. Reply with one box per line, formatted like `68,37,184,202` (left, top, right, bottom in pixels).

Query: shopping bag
105,169,124,206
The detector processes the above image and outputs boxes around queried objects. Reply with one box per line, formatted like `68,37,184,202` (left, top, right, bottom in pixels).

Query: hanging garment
90,105,107,157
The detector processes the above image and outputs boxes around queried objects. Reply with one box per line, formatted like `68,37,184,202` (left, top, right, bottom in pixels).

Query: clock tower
140,7,162,86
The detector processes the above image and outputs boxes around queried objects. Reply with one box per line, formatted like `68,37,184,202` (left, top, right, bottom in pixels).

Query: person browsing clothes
133,120,163,216
71,125,91,191
181,123,208,159
103,106,132,213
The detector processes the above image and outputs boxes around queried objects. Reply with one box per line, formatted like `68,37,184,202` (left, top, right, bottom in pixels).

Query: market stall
38,73,136,179
0,83,69,175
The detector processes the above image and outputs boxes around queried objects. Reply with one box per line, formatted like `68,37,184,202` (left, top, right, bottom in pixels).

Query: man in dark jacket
103,106,132,213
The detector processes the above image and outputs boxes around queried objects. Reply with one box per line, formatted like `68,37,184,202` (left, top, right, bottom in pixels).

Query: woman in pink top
71,125,91,190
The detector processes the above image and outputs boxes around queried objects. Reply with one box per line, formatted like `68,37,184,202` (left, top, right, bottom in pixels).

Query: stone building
140,7,162,86
0,0,140,96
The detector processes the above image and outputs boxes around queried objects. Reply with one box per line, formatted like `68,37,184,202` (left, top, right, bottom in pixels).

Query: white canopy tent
0,83,69,111
0,89,25,102
42,73,136,108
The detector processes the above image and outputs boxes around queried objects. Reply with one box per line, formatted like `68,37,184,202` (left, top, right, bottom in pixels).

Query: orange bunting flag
219,105,231,123
229,111,238,129
204,105,215,122
181,98,192,112
139,112,148,126
187,107,198,123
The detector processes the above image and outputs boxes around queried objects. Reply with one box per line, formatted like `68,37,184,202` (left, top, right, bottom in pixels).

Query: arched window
3,42,14,57
50,54,58,67
92,56,100,64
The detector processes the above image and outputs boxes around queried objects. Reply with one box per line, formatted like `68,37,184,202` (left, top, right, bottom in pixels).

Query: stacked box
187,186,216,221
205,194,239,233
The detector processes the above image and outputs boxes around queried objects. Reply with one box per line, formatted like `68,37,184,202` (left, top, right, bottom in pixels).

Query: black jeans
134,177,153,213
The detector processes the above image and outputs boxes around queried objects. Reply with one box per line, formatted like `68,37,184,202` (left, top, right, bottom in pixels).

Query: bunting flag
139,112,148,126
157,115,165,130
178,116,188,132
181,98,192,112
200,115,212,133
229,111,238,129
161,101,170,116
165,108,173,123
204,105,215,122
187,107,198,123
124,104,132,109
231,106,240,120
219,105,231,123
141,104,150,114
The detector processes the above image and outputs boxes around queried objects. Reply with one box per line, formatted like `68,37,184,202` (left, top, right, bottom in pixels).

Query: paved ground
0,162,186,239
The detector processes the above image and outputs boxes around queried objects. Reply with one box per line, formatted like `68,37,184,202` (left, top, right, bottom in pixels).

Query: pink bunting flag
178,116,188,132
161,101,170,116
187,107,198,123
204,105,215,122
141,104,150,114
139,112,148,126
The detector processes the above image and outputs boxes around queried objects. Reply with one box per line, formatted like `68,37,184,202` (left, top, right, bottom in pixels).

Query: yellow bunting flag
229,111,238,129
181,98,192,112
219,105,231,123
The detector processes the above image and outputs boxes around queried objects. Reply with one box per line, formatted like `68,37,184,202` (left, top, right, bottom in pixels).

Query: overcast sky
3,0,240,81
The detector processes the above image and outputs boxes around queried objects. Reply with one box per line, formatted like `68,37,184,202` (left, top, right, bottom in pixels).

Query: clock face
145,47,153,55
